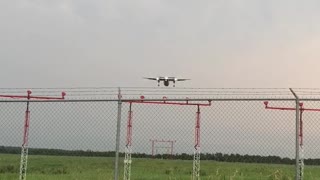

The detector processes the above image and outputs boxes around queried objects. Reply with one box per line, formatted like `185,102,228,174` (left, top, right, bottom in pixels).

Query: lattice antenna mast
150,139,176,159
263,101,320,180
20,90,31,180
124,102,133,180
193,105,201,180
299,107,304,180
0,90,66,180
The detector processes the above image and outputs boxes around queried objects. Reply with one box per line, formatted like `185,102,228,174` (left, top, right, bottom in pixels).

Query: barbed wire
0,87,320,100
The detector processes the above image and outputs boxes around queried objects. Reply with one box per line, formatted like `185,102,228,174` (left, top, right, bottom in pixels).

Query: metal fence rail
1,88,320,180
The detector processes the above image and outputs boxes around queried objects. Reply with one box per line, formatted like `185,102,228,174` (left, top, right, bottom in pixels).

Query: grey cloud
1,1,320,88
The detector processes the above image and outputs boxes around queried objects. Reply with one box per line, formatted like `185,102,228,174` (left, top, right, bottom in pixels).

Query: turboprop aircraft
143,76,190,87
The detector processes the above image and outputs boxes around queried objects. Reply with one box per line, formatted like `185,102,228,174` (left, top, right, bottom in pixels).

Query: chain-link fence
1,88,320,180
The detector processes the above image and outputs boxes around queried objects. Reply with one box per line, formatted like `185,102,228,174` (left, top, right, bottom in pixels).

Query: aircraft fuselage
164,80,169,86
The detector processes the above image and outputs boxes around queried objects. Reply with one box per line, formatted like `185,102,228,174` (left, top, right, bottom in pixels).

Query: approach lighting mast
123,96,211,180
0,90,66,180
150,139,176,159
264,101,320,180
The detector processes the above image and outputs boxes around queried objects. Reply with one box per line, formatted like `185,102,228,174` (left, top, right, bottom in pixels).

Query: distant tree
1,145,319,165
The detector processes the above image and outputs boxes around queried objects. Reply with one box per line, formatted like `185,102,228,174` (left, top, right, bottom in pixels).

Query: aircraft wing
176,78,190,81
143,77,158,81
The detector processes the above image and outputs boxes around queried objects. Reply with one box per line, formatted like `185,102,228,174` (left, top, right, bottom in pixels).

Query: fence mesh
120,101,297,179
0,88,320,180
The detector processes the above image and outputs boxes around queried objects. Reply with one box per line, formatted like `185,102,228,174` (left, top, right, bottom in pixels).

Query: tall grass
0,154,319,179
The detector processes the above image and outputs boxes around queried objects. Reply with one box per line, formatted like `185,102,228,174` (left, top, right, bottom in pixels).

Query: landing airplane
143,76,190,87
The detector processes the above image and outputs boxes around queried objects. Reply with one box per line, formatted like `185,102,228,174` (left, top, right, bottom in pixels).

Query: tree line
1,146,320,165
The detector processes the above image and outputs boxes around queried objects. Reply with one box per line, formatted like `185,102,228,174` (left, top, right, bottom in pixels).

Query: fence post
290,88,301,180
114,87,122,180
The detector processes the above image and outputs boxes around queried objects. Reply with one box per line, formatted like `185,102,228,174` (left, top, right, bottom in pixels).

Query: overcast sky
1,0,320,88
3,1,320,160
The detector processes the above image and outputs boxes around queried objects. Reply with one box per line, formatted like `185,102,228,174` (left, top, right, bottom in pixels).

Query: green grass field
1,154,320,180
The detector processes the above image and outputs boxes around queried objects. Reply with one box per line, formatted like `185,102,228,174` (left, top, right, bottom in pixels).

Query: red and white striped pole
22,90,31,148
194,105,201,150
124,102,133,180
126,103,133,147
193,105,201,180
